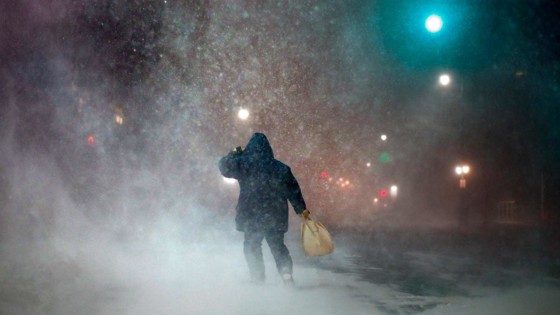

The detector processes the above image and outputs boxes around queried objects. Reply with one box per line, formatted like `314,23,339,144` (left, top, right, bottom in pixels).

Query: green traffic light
425,14,443,33
379,152,392,164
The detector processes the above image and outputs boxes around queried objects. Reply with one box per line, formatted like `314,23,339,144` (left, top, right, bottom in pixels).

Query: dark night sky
1,0,560,225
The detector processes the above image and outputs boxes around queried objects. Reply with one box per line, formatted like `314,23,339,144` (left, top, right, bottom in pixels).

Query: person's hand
299,209,311,220
232,146,244,154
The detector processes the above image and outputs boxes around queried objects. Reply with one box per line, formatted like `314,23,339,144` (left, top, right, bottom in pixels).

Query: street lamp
438,72,465,98
455,164,470,188
113,107,124,125
115,113,124,125
238,108,250,120
455,164,471,225
390,185,398,198
455,165,470,176
439,74,451,86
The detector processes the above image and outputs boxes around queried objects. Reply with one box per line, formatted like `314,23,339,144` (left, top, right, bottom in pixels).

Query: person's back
219,133,306,232
219,133,309,284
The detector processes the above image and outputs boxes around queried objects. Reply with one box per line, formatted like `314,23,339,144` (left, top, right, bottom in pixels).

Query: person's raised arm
219,147,244,179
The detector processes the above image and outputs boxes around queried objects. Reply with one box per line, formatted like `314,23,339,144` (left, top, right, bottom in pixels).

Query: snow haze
1,1,560,315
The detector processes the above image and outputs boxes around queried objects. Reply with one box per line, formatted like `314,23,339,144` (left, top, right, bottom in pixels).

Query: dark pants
243,230,293,282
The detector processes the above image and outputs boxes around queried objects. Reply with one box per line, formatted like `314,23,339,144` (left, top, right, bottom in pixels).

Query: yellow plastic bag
301,218,334,257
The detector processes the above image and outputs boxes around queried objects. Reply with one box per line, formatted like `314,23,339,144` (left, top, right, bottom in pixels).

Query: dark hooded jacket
219,133,307,232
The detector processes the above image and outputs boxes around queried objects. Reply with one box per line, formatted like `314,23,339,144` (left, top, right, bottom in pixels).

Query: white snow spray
2,2,559,315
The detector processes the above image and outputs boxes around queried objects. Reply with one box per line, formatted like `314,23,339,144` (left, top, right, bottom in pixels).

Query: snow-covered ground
0,234,382,315
2,225,560,315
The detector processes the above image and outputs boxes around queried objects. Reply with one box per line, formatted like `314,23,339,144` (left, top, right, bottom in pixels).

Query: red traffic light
87,135,95,144
321,172,328,179
379,189,387,197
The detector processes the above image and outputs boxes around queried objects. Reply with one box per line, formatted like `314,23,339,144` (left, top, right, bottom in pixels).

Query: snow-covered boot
282,273,295,286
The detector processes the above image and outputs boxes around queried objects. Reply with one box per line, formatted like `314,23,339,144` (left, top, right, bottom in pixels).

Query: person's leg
244,230,265,283
265,231,293,282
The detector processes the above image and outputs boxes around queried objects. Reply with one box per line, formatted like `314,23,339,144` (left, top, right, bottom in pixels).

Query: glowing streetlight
113,106,124,125
455,166,463,175
425,14,443,33
454,164,471,223
455,165,470,175
380,134,387,141
115,114,124,125
390,185,398,198
439,74,451,86
238,108,250,120
455,164,470,188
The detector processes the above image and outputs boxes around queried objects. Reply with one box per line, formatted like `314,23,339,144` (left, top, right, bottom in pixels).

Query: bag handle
301,216,320,235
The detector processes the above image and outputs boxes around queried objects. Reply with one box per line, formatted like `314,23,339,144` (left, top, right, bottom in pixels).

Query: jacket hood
245,133,274,159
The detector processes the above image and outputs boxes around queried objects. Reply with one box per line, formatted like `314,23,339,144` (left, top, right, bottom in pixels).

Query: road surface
1,224,559,315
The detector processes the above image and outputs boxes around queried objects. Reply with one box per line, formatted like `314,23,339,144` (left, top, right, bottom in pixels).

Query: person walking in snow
219,132,310,285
